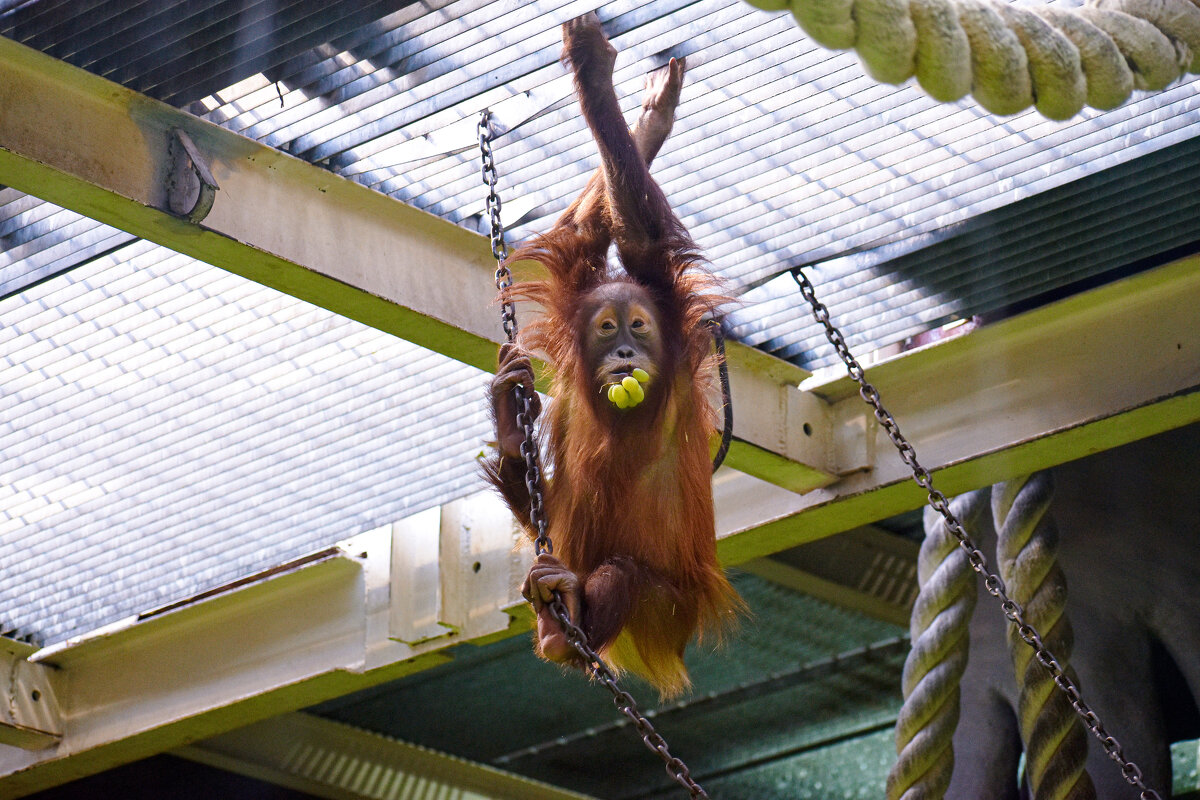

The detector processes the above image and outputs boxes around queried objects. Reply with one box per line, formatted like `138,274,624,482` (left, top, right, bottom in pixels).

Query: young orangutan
485,12,740,698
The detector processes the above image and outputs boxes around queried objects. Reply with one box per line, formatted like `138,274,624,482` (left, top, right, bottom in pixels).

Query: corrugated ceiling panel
185,0,1200,355
0,243,491,644
5,0,1199,307
1,0,415,105
0,190,135,298
2,0,1200,644
727,132,1200,367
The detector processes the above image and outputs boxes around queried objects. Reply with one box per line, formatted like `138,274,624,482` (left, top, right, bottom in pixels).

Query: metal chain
549,596,710,798
479,110,709,799
710,319,733,473
792,267,1161,800
480,110,550,557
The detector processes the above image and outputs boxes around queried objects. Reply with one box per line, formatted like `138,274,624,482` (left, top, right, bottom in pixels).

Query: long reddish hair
504,225,740,695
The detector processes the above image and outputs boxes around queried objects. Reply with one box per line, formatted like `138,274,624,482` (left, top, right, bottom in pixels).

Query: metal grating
312,571,907,799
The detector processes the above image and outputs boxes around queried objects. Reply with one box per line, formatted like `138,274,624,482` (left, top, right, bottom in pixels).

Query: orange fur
502,232,741,697
484,13,742,697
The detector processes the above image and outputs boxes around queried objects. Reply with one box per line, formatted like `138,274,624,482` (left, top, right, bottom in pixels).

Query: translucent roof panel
0,242,491,644
4,0,1198,313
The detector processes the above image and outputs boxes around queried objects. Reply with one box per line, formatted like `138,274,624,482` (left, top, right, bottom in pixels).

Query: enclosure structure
1,1,1199,798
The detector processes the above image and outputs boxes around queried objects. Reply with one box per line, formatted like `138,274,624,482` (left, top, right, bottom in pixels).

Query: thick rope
745,0,1198,119
994,473,1095,800
887,489,989,800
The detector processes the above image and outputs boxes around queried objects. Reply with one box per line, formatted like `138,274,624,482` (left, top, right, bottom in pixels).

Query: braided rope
745,0,1198,118
887,489,988,800
994,473,1095,800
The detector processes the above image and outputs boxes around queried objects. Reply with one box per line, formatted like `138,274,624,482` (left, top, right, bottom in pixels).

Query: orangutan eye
599,318,617,333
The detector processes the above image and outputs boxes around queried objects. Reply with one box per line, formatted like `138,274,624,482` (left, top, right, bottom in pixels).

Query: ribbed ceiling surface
2,0,1199,645
5,0,1199,304
3,3,1200,799
1,241,491,644
730,133,1200,367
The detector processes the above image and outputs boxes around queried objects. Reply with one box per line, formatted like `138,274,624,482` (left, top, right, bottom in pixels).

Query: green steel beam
717,256,1200,564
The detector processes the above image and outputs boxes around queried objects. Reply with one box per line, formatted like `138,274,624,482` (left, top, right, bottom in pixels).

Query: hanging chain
479,110,515,340
479,110,709,799
792,268,1161,800
550,592,710,799
479,109,549,557
709,319,733,473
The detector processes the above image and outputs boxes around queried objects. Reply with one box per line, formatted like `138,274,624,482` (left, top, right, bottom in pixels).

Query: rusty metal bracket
1,638,61,750
167,128,218,223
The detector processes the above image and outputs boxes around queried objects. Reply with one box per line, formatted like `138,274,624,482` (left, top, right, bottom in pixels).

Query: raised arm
561,13,692,285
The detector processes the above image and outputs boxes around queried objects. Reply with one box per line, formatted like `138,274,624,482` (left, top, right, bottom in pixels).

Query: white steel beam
177,712,597,800
0,525,530,797
0,34,834,495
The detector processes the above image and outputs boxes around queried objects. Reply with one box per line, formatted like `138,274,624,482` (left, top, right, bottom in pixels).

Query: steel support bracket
722,341,841,493
388,492,529,646
438,492,530,642
166,128,219,223
1,639,61,751
388,509,456,645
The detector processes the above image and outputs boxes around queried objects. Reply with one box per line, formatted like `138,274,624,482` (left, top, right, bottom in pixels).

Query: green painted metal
1174,739,1200,797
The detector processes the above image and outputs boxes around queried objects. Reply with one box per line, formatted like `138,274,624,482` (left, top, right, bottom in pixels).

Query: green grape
622,376,644,404
608,383,630,408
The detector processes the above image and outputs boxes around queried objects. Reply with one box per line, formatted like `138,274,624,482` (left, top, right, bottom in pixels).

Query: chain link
480,110,709,798
549,596,711,798
709,319,734,473
792,268,1161,800
479,110,515,337
480,110,550,556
